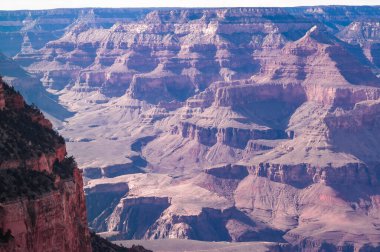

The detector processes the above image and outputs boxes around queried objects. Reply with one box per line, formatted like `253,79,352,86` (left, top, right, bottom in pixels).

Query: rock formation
0,79,92,252
1,6,380,251
0,79,150,252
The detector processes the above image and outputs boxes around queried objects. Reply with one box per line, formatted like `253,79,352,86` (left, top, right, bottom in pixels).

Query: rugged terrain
0,79,92,252
0,79,150,252
1,6,380,251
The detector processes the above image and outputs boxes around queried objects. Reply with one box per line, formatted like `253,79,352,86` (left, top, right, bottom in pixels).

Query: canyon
0,79,151,252
1,6,380,251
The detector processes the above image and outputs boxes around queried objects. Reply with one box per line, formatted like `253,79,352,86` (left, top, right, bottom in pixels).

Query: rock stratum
2,6,380,251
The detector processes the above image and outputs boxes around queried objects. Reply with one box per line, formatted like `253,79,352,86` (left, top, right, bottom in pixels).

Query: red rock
0,81,91,252
0,168,91,252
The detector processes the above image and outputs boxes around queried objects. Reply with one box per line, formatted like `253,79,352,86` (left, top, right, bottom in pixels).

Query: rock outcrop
0,79,92,252
0,79,151,252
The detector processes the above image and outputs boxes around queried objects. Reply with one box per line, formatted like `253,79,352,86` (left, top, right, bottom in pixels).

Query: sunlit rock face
0,80,92,252
2,6,380,251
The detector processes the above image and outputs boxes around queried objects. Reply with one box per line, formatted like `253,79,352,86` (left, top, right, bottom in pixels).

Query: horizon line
1,0,380,11
1,5,380,11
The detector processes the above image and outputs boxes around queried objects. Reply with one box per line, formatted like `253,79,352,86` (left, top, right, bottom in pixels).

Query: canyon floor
115,239,287,252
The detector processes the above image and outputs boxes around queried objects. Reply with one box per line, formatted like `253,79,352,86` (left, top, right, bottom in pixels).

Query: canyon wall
0,79,92,252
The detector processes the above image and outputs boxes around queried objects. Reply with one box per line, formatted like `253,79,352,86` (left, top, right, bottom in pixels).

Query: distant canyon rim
1,6,380,251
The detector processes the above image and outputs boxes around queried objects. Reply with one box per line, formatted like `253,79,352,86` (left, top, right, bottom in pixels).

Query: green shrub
0,169,56,203
53,156,76,179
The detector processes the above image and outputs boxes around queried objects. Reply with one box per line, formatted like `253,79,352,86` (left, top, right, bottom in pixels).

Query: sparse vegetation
0,169,56,203
0,229,13,243
2,81,20,97
0,80,64,163
53,156,76,179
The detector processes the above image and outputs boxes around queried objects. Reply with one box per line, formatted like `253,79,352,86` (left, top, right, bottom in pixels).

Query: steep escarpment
0,79,151,252
0,79,92,252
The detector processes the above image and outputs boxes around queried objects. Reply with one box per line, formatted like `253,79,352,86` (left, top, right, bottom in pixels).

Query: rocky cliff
0,79,151,252
0,78,92,252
